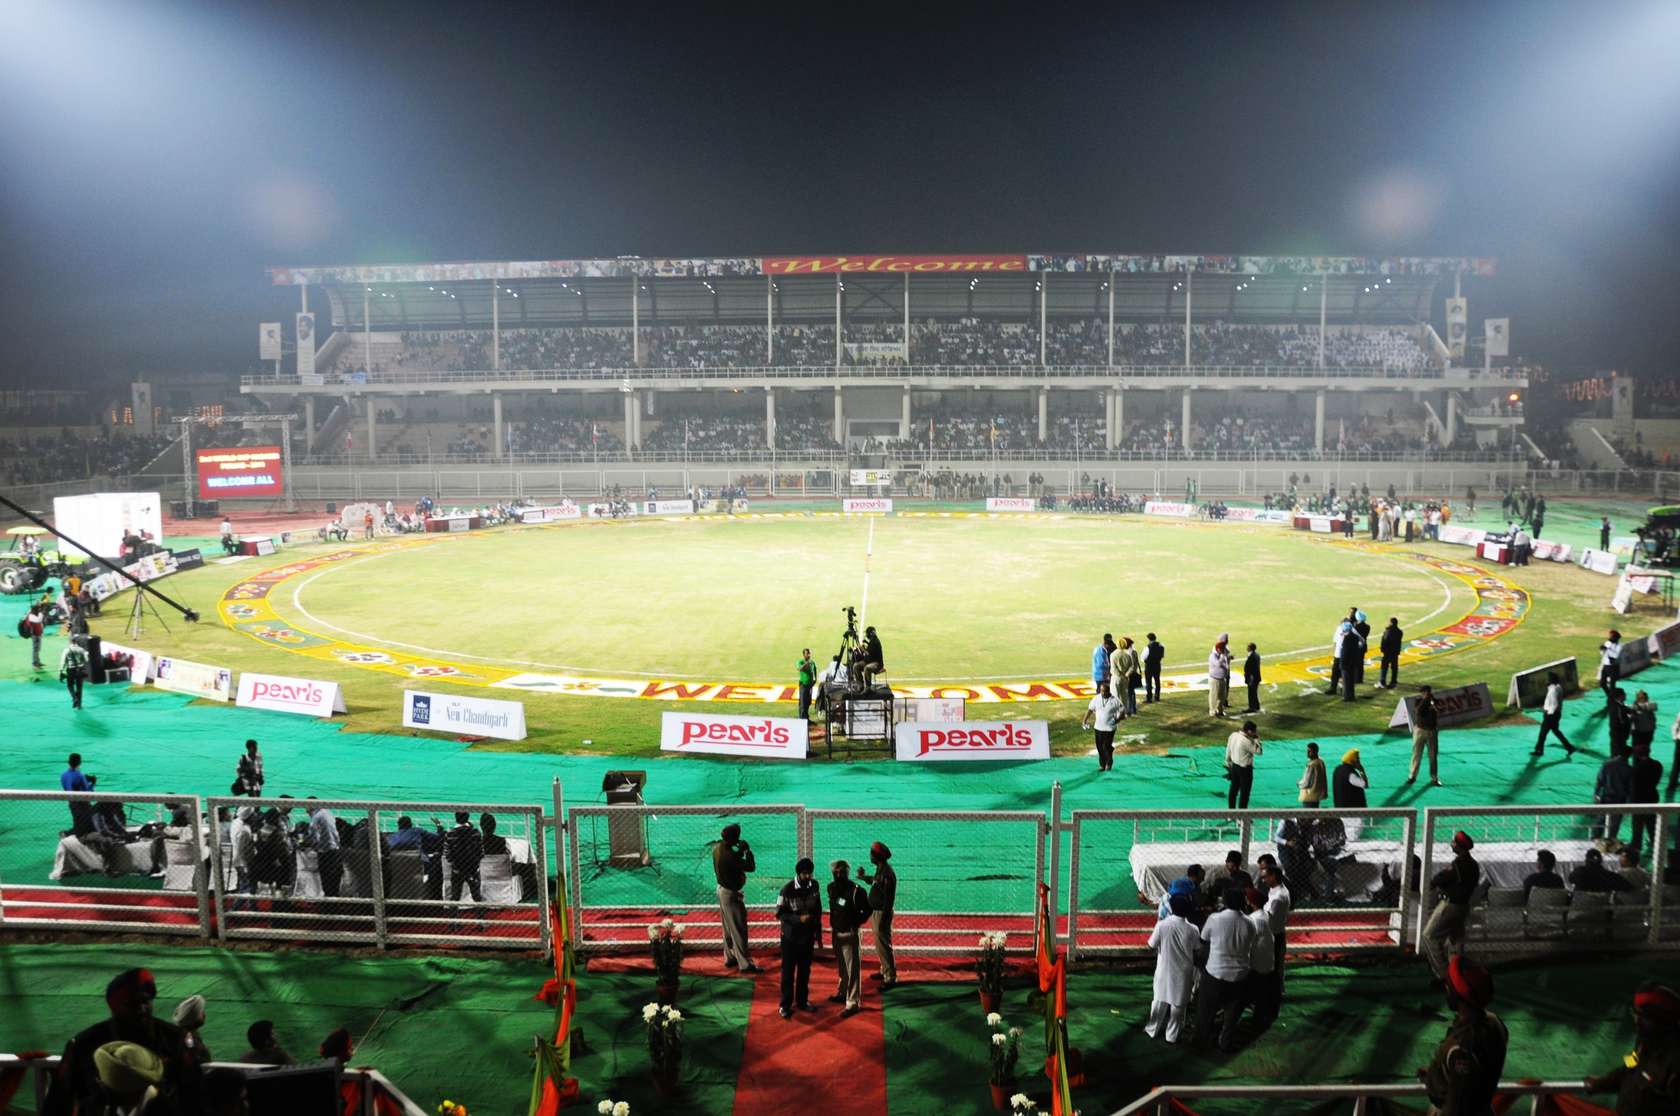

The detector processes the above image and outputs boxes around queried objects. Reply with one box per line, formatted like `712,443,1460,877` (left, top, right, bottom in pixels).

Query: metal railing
241,361,1511,389
1416,804,1676,954
1065,807,1417,960
1111,1081,1593,1116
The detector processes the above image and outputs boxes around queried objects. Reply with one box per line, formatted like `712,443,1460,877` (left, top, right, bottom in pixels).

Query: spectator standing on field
1207,634,1232,718
305,800,343,898
1339,619,1366,702
1631,690,1659,754
1608,686,1632,756
855,841,896,990
1082,680,1123,772
23,602,46,669
1111,636,1142,716
1297,742,1327,808
443,810,484,904
713,824,760,972
59,641,89,709
1091,634,1113,691
1143,893,1198,1044
1533,674,1576,756
1600,630,1623,697
1196,888,1255,1053
1379,617,1403,689
796,648,817,721
235,740,264,796
1600,516,1612,551
1242,642,1262,714
775,858,822,1019
825,860,870,1017
1628,743,1663,859
1224,720,1261,809
1404,686,1443,787
1669,709,1680,799
1143,633,1165,703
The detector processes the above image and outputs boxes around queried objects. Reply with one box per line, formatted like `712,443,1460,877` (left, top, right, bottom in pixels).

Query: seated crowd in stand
325,322,1431,375
0,430,176,487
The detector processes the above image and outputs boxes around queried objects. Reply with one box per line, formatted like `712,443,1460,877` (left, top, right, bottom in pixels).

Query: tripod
126,586,173,640
834,607,861,693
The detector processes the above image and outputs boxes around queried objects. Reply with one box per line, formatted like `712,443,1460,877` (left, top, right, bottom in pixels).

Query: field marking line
860,516,875,629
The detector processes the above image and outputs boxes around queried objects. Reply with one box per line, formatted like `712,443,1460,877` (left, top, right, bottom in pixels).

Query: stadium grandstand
238,252,1535,481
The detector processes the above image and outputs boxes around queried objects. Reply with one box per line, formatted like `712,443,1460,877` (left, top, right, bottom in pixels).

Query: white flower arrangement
641,1003,659,1022
991,1033,1006,1046
662,1007,683,1025
985,1012,1003,1027
988,1014,1022,1086
597,1103,612,1115
977,931,1010,996
1009,1096,1033,1112
613,1104,630,1116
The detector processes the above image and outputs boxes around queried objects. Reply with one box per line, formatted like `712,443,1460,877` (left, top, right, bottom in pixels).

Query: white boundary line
283,523,1466,683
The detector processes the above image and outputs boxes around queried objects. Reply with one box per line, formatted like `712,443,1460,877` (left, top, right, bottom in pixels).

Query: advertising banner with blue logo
402,689,527,741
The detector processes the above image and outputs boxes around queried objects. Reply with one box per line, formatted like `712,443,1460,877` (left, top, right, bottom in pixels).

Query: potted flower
648,919,685,1002
976,931,1009,1013
1009,1095,1044,1115
595,1100,630,1116
985,1013,1024,1110
641,1003,683,1096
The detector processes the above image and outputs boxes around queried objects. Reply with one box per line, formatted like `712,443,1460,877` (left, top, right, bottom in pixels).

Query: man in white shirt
1243,889,1278,1026
1144,894,1199,1043
1260,862,1292,998
1225,721,1261,809
231,806,257,903
1599,630,1622,697
1326,621,1348,695
1207,635,1232,718
305,801,342,898
1081,681,1124,772
1197,889,1254,1052
1533,672,1576,756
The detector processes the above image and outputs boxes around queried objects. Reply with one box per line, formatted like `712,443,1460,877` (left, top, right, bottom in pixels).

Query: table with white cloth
440,837,531,903
51,836,159,880
1478,541,1511,564
1128,838,1603,905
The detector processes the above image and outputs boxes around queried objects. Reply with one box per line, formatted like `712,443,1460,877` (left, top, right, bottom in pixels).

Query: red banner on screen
197,446,283,500
761,253,1027,275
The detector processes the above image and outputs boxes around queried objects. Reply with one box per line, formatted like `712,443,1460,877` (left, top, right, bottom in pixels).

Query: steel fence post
1239,814,1253,870
368,808,387,949
534,807,552,955
1067,813,1081,962
567,803,583,948
193,796,211,938
1649,811,1667,946
206,797,226,941
1416,809,1437,956
1048,782,1063,945
1399,811,1417,956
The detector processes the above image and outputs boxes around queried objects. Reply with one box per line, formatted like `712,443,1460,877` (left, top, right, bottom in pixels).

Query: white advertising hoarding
850,469,893,486
296,313,316,378
259,322,282,361
1143,501,1195,517
843,498,893,514
153,656,234,702
52,492,163,560
521,503,582,524
659,711,809,759
403,689,527,741
1387,682,1494,730
98,639,155,683
985,497,1037,512
236,671,348,718
643,500,697,516
893,720,1050,762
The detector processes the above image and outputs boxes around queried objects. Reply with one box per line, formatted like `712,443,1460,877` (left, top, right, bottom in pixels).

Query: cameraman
857,626,884,690
713,824,760,973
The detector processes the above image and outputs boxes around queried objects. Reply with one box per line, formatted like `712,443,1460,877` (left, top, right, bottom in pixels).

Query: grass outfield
1,498,1664,758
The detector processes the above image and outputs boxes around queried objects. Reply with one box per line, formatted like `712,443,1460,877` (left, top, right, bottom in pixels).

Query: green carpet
0,942,752,1116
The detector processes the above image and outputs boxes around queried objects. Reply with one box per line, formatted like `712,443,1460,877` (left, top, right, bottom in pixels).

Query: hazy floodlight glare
1351,167,1445,245
240,175,338,251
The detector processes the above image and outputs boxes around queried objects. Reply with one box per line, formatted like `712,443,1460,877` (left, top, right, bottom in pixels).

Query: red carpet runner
731,966,888,1116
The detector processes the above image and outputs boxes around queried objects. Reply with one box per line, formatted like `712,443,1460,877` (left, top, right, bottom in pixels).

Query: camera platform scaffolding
818,604,895,757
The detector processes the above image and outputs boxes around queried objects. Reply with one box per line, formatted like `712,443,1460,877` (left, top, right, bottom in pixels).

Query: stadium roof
271,252,1495,286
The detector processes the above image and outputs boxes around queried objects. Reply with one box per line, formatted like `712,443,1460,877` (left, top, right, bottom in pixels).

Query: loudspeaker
86,635,105,683
602,770,647,802
326,501,338,514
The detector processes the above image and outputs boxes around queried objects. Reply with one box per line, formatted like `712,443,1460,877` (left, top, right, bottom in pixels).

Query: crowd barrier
4,785,1675,963
1110,1081,1592,1116
0,1054,426,1116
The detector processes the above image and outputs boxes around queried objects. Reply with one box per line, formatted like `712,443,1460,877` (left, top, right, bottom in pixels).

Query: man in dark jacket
1339,620,1366,702
1570,848,1634,894
856,841,897,989
1351,611,1372,683
1585,982,1680,1115
1628,743,1664,858
44,968,202,1116
1405,686,1443,787
1596,750,1634,844
1421,831,1480,981
1378,618,1403,689
1417,956,1508,1116
1608,687,1632,756
1143,633,1165,703
825,860,872,1017
776,858,823,1019
1242,643,1262,714
444,811,483,904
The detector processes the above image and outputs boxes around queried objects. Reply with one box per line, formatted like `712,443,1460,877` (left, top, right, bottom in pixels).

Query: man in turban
92,1041,166,1113
45,969,200,1116
1421,832,1480,982
1585,983,1680,1114
1417,956,1508,1116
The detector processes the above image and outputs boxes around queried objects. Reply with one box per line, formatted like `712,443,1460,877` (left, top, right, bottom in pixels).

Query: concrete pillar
1446,392,1458,446
1111,389,1123,449
623,390,636,449
1038,388,1049,442
304,396,316,454
1181,390,1192,451
492,393,504,461
833,386,844,445
766,387,776,449
1314,389,1326,453
901,385,912,438
366,397,378,461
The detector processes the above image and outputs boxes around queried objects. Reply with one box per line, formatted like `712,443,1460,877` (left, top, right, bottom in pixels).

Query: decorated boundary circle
216,518,1529,704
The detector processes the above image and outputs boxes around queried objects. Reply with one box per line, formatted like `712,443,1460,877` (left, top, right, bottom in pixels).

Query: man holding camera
714,824,761,973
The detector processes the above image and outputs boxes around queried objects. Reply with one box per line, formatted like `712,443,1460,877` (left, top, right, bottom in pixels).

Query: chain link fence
1417,805,1677,956
0,790,208,935
1067,808,1417,960
205,796,549,951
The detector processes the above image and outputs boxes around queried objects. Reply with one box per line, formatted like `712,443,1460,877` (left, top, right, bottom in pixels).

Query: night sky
2,0,1678,387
